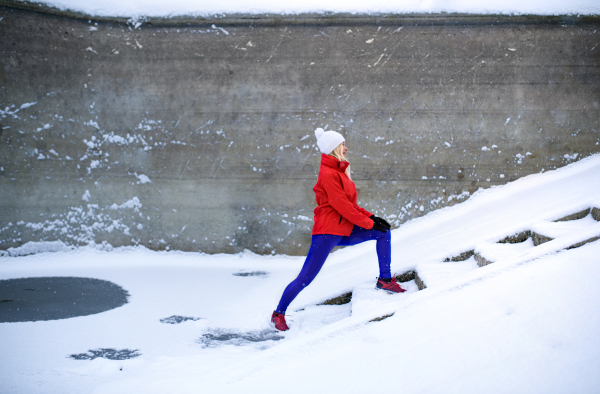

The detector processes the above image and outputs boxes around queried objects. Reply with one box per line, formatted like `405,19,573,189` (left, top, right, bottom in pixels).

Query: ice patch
160,316,203,324
232,271,268,277
70,349,140,360
197,329,283,348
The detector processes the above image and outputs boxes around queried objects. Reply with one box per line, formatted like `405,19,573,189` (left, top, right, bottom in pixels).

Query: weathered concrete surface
1,7,599,254
566,236,600,250
497,230,531,244
532,232,554,246
554,208,591,222
444,250,474,262
475,252,493,267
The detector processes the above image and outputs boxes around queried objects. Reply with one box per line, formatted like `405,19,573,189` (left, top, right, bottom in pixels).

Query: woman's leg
275,234,342,314
337,226,392,279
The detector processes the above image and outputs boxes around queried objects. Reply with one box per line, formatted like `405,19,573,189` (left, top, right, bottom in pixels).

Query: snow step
554,208,591,222
369,313,394,322
319,292,352,306
475,253,493,267
475,223,600,267
395,270,427,290
319,270,427,307
497,230,531,244
531,212,599,246
532,232,554,246
475,237,535,267
566,236,600,250
443,250,474,262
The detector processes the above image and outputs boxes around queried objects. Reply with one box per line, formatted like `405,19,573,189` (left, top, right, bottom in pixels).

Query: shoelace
378,275,404,292
378,273,398,284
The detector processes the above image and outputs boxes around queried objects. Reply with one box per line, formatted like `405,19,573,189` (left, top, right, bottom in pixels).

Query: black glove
370,215,391,230
372,221,388,233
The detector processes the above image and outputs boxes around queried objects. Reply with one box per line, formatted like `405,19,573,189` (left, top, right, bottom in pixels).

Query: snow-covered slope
1,154,599,394
9,0,600,18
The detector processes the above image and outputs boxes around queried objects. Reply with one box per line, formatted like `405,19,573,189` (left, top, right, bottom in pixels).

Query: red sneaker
271,311,289,331
376,277,406,293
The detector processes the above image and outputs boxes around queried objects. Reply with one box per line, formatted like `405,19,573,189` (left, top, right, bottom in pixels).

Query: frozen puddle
198,328,284,348
232,271,268,277
160,315,203,324
69,348,140,361
0,277,129,323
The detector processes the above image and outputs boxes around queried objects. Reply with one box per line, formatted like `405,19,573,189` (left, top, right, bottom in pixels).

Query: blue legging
276,225,391,314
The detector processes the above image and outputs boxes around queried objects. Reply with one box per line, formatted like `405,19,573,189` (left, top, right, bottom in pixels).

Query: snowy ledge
1,0,599,25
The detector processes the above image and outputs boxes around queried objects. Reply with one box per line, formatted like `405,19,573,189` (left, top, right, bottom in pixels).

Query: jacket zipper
338,215,343,225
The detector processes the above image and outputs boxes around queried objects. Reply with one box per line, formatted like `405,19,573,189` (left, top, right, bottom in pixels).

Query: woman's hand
370,215,391,230
372,220,389,233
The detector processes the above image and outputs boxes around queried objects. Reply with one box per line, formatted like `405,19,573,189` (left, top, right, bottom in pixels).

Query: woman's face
342,142,348,158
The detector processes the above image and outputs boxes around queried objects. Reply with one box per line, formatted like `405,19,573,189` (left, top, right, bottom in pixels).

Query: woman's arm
321,172,374,229
356,205,373,218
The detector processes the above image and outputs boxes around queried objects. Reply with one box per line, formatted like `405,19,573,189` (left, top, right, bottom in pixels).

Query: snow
1,154,600,393
0,240,73,257
109,197,142,211
530,215,599,239
19,102,37,110
135,174,152,184
475,237,534,263
14,0,600,18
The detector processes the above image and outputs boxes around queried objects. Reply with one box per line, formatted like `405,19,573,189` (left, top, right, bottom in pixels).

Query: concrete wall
1,6,599,254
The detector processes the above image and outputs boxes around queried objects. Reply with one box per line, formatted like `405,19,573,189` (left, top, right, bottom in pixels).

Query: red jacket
312,154,374,236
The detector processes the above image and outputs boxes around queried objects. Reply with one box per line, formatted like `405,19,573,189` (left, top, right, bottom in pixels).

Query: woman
271,128,405,331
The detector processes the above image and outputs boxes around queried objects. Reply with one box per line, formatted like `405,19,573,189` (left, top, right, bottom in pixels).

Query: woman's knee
374,228,391,241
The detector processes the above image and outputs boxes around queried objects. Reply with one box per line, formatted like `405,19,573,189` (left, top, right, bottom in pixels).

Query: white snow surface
15,0,600,17
1,154,600,393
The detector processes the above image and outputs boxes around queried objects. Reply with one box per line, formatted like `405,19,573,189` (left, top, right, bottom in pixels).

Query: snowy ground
1,154,600,394
12,0,600,18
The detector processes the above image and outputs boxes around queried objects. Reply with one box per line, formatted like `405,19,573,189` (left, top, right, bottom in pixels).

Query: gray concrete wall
1,6,599,254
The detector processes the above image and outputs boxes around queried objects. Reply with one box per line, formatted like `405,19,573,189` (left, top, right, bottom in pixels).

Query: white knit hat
314,128,345,154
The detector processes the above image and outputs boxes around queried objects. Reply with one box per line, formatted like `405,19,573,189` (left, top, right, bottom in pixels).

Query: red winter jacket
312,154,374,236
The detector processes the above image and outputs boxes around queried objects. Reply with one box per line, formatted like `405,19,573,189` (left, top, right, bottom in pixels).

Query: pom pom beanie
314,128,345,154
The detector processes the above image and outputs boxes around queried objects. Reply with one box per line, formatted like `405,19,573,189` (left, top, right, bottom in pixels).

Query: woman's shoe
271,311,289,331
376,277,406,293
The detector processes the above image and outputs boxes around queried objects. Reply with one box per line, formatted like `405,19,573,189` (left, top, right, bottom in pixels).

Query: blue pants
275,225,391,314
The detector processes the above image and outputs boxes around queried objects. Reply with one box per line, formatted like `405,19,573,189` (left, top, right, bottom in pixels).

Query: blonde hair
329,143,352,180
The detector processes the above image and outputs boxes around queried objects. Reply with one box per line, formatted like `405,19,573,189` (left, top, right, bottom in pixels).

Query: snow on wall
12,0,600,18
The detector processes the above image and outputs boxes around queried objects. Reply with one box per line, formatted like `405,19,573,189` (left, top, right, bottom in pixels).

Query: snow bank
0,240,73,257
